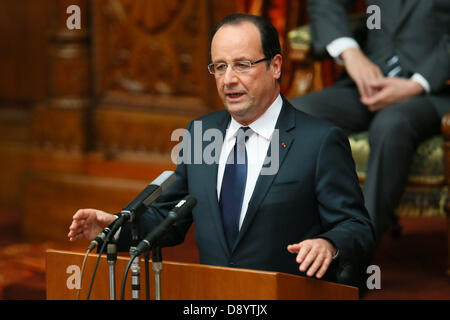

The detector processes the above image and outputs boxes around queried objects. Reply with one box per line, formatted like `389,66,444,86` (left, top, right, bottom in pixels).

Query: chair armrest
442,112,450,277
441,112,450,186
286,25,312,63
441,112,450,137
287,25,312,51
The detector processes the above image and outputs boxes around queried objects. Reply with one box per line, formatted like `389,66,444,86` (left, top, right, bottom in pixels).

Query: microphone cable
85,212,123,300
85,231,112,300
120,253,139,300
76,247,93,300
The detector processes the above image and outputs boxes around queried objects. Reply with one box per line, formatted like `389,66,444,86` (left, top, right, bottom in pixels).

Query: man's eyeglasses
208,57,271,75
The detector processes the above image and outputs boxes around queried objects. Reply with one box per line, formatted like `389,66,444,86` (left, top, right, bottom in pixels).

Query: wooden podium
46,250,358,300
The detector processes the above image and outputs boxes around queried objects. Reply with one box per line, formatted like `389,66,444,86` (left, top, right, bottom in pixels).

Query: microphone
122,171,176,214
88,212,122,251
109,171,176,235
88,171,176,252
131,195,197,256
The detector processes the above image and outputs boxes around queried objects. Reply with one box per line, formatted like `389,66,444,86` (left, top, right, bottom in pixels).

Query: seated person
291,0,450,241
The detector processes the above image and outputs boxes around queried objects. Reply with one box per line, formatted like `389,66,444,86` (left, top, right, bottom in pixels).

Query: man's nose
223,65,239,85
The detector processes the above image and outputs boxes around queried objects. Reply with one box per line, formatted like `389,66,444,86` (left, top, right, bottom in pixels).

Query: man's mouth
225,92,245,100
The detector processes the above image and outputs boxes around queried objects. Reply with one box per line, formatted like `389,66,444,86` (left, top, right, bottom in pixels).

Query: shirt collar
225,94,283,142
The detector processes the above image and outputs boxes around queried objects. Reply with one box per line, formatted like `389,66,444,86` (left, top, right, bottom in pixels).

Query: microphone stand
129,211,141,300
152,247,162,300
107,241,117,300
144,251,150,300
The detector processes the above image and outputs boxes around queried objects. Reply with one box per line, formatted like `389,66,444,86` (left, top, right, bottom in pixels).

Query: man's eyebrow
211,57,251,63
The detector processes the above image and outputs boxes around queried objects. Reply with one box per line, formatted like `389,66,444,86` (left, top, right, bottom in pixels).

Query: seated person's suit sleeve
308,0,355,55
416,33,450,93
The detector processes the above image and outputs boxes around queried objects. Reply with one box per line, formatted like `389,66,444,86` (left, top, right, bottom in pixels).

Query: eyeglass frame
207,57,272,75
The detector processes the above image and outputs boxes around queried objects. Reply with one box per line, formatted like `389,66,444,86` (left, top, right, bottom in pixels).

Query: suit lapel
203,111,231,255
232,99,296,252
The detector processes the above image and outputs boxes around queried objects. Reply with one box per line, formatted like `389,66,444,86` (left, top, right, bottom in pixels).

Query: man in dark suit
68,14,375,286
291,0,450,241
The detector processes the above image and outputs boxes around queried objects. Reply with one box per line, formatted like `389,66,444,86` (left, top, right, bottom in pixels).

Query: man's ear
271,54,283,81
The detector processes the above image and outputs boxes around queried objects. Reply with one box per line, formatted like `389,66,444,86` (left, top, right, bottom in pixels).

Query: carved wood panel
92,0,219,113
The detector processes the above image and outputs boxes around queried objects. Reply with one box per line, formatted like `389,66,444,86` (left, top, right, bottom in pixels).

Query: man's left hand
287,238,337,279
361,77,424,111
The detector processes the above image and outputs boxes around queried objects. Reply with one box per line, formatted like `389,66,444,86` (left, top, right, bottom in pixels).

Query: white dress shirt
217,94,283,230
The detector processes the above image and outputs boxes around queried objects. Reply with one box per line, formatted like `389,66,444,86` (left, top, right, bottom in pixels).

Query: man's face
210,22,282,125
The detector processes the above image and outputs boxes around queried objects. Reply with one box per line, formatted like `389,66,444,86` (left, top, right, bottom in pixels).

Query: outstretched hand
68,208,117,242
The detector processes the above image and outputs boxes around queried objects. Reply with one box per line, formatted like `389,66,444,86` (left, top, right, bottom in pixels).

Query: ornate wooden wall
91,0,226,156
0,0,49,211
0,0,237,243
0,0,307,245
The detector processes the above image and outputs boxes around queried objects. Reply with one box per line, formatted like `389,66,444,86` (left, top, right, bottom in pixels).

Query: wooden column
32,0,91,159
23,1,94,240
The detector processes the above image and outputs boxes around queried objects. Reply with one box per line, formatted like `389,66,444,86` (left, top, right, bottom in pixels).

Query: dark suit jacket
117,98,375,285
308,0,450,116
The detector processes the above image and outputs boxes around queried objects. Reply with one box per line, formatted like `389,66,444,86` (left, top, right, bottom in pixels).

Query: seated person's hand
341,47,384,99
361,77,424,111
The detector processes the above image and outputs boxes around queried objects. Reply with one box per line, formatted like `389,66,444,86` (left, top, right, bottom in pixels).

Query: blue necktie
219,127,251,250
386,53,404,78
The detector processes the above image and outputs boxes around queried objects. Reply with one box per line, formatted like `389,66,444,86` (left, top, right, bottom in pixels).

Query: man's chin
224,102,248,117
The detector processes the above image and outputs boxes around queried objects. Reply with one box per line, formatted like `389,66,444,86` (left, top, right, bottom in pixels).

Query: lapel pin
281,142,286,148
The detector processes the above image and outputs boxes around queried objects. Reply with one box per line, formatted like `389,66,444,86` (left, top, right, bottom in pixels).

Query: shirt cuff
411,73,431,93
332,249,339,260
326,37,360,65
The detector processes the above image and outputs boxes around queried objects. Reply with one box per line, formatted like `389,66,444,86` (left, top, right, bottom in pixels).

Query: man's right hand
68,208,117,242
341,47,384,100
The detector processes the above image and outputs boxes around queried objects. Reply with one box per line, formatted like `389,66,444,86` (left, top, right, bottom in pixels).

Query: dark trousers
290,80,441,241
